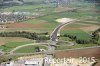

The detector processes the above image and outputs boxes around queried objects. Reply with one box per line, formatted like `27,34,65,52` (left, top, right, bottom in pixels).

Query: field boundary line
56,46,100,52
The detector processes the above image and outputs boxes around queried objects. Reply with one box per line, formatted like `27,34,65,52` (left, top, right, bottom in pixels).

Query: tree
35,47,40,52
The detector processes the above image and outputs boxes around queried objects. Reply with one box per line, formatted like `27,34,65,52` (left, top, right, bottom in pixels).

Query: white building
5,61,14,66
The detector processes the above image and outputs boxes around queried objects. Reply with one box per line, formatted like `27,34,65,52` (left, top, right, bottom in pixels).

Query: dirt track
55,47,100,66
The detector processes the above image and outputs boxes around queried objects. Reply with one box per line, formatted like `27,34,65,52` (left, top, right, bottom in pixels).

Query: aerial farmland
0,0,100,66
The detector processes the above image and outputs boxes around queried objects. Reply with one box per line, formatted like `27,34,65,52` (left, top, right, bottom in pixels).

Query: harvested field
55,47,100,66
75,23,95,26
0,42,5,46
55,47,100,59
6,22,47,28
80,25,100,32
6,21,58,29
62,23,100,32
7,23,36,28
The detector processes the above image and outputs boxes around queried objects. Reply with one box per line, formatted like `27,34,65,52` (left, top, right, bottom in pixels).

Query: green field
0,42,33,52
24,19,60,29
61,30,92,40
0,4,54,12
24,19,45,24
39,11,98,22
59,37,72,41
14,45,47,53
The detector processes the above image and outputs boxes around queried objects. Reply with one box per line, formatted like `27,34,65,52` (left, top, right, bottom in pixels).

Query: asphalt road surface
46,21,74,59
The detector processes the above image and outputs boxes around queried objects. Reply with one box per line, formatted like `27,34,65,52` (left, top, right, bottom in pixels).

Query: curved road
45,20,75,66
10,43,49,54
46,21,75,59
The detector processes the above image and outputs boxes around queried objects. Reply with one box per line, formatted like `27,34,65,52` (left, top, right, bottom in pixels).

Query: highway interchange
0,18,100,66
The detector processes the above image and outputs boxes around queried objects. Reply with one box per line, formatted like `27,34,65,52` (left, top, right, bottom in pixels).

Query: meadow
14,45,47,53
39,11,98,22
0,42,33,52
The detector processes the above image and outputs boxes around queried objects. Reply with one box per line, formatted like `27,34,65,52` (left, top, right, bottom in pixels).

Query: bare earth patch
6,21,49,29
55,47,100,66
80,26,100,32
56,18,74,23
0,42,5,46
7,23,36,28
55,47,100,59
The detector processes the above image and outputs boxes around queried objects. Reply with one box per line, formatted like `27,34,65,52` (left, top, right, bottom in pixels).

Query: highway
46,21,75,60
44,20,75,66
51,22,74,41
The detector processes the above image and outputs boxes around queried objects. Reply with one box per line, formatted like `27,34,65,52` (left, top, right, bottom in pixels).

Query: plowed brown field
6,21,49,28
55,47,100,66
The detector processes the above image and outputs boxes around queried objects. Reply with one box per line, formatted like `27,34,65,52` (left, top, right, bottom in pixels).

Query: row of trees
92,28,100,40
0,31,50,40
91,28,100,45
